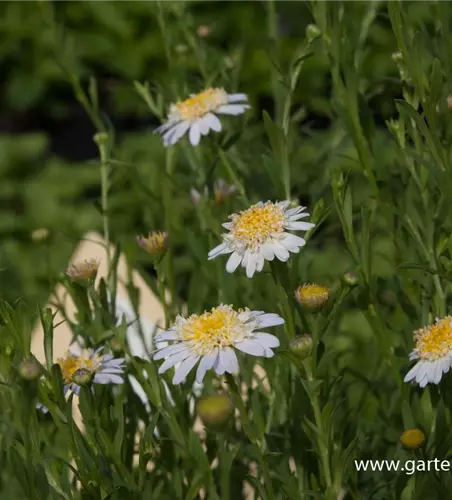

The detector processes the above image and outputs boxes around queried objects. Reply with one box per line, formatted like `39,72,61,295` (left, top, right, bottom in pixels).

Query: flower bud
342,272,359,287
71,368,94,387
19,357,42,381
136,232,168,259
391,51,403,64
289,335,313,361
93,132,109,147
110,337,123,354
400,428,426,449
31,227,50,243
196,394,234,430
66,259,100,282
197,25,211,38
295,283,329,310
306,24,321,43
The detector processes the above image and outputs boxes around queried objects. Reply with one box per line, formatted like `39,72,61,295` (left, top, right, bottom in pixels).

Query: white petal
198,114,213,136
196,349,218,383
278,200,291,209
285,206,306,217
260,243,276,261
162,126,179,147
205,112,222,132
286,221,315,231
253,333,280,348
246,253,259,278
283,233,306,248
256,253,265,272
208,242,233,260
155,331,178,341
415,362,432,384
189,122,201,146
216,104,250,115
234,339,265,356
155,120,178,135
217,347,239,374
158,349,191,373
222,222,233,229
227,93,248,103
169,121,190,145
263,347,275,358
172,356,200,384
153,343,186,360
226,252,243,273
273,243,290,262
288,212,310,221
256,313,285,328
95,373,124,384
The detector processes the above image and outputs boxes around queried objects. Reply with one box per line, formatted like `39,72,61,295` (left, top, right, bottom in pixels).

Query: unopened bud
391,51,403,64
447,95,452,112
295,283,329,310
306,24,321,43
197,25,211,38
19,357,42,381
31,227,50,243
110,337,123,353
196,394,234,430
342,272,359,287
71,368,93,387
400,428,426,449
93,132,108,147
289,335,313,361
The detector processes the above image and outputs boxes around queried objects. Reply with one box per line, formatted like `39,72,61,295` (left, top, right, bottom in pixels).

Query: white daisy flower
57,346,125,395
208,200,315,278
404,316,452,388
153,304,284,385
155,88,250,147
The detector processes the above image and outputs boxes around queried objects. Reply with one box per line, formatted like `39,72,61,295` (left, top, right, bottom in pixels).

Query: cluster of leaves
2,1,452,499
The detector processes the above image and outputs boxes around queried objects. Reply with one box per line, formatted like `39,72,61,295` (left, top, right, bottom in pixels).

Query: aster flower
66,259,100,281
153,304,284,385
404,316,452,388
208,200,315,278
57,346,125,395
136,232,168,258
155,88,250,147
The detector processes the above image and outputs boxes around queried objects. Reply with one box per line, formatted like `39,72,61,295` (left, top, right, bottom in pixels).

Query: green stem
163,148,177,316
304,365,333,491
225,374,274,500
218,436,230,500
94,133,112,289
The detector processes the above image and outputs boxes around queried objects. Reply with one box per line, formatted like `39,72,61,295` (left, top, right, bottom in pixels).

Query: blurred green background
0,0,431,307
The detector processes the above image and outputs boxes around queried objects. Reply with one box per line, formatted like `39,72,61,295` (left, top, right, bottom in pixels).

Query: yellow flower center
295,283,329,308
414,316,452,361
229,202,285,249
57,351,102,384
173,88,227,121
181,305,248,354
